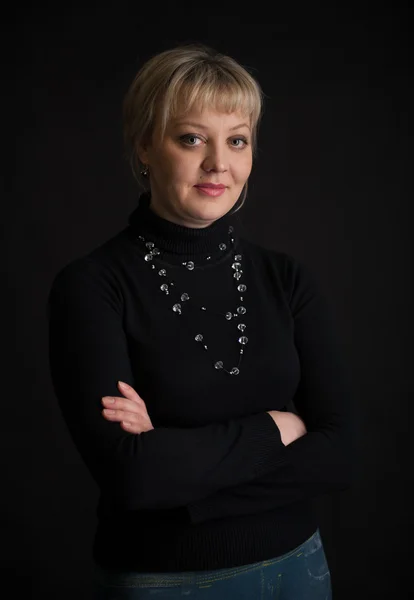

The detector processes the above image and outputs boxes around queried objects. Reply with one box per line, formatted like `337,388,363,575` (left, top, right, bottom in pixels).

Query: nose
201,145,228,173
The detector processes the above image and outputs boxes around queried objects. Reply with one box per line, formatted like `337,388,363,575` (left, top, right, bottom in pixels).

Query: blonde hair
122,43,264,213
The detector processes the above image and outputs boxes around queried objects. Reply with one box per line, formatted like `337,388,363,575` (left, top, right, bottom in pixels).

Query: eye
179,134,249,149
231,137,249,149
180,134,203,146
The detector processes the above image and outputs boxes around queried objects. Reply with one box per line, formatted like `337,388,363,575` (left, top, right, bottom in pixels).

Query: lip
195,183,226,189
194,185,226,197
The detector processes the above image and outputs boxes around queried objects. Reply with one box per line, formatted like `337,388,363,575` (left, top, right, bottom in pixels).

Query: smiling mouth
195,184,226,189
194,186,226,197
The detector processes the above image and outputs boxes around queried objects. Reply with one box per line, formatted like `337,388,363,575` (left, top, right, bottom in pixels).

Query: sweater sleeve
46,258,285,511
187,254,355,524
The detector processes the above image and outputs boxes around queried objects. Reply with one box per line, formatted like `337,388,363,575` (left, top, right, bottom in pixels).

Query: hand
101,381,154,434
267,410,307,446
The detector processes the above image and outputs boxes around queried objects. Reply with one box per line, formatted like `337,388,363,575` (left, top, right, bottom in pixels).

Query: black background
6,5,412,599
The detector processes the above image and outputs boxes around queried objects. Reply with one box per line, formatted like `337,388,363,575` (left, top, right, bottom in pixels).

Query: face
138,105,253,228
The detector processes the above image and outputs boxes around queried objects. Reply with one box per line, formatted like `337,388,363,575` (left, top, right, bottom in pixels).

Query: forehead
169,106,250,129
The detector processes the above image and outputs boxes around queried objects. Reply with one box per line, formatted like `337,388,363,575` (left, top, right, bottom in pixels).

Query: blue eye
231,137,248,148
179,134,249,149
180,135,202,146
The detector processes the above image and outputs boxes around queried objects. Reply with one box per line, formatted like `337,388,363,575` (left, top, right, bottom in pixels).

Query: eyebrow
173,121,250,131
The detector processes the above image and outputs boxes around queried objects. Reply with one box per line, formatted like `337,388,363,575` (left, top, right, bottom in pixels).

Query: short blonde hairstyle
122,43,264,213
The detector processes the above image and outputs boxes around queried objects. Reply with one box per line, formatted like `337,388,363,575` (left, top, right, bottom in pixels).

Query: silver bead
139,228,249,376
228,226,234,233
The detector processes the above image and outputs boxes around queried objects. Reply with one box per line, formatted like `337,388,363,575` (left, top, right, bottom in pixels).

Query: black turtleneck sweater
47,191,353,572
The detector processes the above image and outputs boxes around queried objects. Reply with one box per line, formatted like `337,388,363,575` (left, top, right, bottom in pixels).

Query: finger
102,409,151,434
102,409,140,423
120,419,150,434
120,421,134,431
102,396,142,414
117,381,145,405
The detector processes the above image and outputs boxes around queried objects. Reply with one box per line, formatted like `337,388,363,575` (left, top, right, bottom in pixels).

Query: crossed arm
47,254,353,518
100,380,307,445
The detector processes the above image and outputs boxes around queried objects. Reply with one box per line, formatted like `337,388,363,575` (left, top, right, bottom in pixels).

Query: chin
187,201,231,223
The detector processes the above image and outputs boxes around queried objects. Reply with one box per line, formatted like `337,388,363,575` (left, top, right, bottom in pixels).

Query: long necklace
135,225,249,375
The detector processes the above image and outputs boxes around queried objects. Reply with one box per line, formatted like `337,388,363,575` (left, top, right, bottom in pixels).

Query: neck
127,190,239,265
148,198,214,230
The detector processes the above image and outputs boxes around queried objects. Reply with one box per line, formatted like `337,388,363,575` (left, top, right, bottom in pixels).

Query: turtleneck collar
127,190,239,264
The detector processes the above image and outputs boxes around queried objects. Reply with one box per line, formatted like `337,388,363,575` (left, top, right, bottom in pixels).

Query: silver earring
141,165,149,177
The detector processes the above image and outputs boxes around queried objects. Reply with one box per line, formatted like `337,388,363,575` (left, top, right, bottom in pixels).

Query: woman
47,43,353,599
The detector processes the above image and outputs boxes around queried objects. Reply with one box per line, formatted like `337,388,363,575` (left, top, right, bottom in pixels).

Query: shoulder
239,236,326,314
47,230,131,314
239,236,316,287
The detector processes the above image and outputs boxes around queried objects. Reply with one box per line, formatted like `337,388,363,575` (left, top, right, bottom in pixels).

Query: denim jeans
92,528,331,599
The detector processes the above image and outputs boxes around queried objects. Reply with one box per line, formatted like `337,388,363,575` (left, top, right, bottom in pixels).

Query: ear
137,143,149,166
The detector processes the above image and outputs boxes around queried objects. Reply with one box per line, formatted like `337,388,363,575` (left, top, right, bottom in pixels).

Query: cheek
163,149,197,180
236,155,253,180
